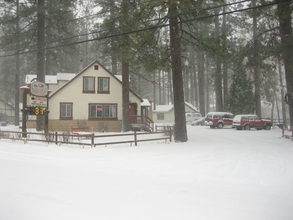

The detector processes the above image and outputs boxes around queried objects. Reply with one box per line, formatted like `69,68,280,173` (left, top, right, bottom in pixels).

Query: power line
0,0,290,58
0,0,264,51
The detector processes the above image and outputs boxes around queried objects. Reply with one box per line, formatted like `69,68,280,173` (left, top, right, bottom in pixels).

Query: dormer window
83,76,95,93
98,77,110,94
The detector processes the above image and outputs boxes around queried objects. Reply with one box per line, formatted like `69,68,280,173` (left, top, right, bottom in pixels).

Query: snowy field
0,125,293,220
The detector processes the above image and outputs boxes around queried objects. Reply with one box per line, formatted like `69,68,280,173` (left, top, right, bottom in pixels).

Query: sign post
20,81,49,136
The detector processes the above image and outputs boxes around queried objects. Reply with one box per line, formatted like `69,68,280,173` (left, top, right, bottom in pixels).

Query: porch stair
130,115,154,132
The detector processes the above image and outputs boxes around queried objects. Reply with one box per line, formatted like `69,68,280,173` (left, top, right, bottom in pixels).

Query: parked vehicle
186,112,202,123
232,114,272,130
205,112,234,129
191,117,206,126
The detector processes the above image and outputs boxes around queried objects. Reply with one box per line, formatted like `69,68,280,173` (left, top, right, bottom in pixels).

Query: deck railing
130,115,154,132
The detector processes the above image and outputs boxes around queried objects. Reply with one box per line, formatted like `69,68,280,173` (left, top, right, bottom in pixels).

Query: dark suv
205,112,234,129
232,115,272,130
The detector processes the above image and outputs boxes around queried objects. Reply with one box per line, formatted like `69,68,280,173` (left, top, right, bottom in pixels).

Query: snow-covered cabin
152,102,199,124
26,60,147,132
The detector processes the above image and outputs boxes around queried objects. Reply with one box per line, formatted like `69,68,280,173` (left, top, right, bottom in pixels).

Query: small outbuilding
152,102,199,124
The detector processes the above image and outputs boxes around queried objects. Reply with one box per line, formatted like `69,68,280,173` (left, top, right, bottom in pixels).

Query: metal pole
21,89,27,138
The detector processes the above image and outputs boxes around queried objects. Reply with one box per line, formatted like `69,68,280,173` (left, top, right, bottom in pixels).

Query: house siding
0,99,16,123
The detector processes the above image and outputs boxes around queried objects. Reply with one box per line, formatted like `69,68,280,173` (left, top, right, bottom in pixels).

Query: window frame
83,76,95,93
89,103,117,120
97,77,110,94
60,102,73,120
157,113,164,120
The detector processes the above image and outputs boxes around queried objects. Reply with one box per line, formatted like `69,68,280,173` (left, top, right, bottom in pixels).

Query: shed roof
152,102,199,113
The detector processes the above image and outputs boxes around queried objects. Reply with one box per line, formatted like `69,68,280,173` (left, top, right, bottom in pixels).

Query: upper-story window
83,76,95,93
98,77,110,94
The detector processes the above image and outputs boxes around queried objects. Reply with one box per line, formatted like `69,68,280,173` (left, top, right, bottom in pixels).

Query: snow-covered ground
0,125,292,220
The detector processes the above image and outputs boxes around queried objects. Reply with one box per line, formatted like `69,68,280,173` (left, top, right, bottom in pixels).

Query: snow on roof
25,74,56,84
153,102,199,113
114,74,132,83
25,75,37,83
25,73,76,84
141,99,151,107
185,102,198,112
153,104,173,112
114,75,122,82
45,75,57,84
56,73,76,81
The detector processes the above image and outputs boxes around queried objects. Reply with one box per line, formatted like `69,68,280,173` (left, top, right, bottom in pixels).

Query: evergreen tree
227,70,255,115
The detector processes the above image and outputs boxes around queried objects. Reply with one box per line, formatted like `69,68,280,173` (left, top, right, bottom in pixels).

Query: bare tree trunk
189,49,195,107
168,71,173,104
162,71,166,104
158,71,162,104
271,96,275,122
274,92,280,124
222,7,228,112
110,0,117,75
198,51,205,115
121,0,131,132
36,0,46,131
252,0,262,117
276,0,293,129
278,58,287,127
169,0,187,142
15,0,20,126
214,8,223,111
183,69,189,103
206,59,210,113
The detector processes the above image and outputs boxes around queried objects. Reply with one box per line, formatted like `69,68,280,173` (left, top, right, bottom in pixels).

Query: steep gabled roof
49,60,143,102
185,102,198,112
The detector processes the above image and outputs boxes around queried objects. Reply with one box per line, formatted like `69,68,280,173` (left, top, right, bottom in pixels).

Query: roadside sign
30,81,48,96
27,95,47,107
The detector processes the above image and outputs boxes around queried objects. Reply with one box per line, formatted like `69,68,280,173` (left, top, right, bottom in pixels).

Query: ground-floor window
60,103,73,120
157,113,164,120
89,103,117,119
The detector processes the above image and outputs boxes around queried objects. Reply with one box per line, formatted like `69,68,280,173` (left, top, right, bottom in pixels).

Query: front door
129,103,137,123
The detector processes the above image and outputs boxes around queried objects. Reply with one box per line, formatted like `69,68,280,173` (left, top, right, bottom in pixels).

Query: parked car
186,112,202,123
191,117,206,126
205,112,234,129
232,114,272,130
